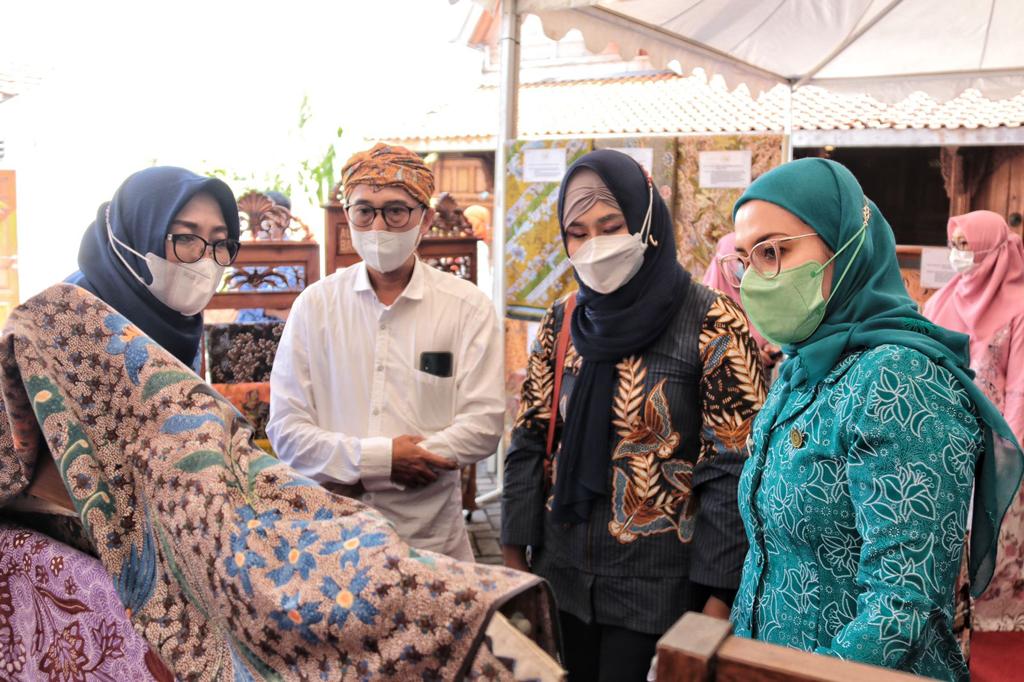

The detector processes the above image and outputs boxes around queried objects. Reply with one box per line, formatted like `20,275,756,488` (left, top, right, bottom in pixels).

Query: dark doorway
795,147,949,246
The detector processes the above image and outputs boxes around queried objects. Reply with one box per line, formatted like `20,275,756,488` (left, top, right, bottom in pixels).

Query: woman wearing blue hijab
67,167,240,369
725,158,1024,681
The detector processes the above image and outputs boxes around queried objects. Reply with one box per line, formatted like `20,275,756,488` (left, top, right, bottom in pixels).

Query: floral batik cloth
0,524,173,681
0,284,558,681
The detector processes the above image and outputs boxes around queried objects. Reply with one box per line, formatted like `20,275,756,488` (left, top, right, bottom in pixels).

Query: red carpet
971,632,1024,682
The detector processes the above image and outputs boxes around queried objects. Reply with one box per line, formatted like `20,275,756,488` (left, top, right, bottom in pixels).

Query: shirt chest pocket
409,368,455,433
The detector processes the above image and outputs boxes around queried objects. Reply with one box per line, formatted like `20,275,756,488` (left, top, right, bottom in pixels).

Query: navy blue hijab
550,149,691,524
67,167,239,368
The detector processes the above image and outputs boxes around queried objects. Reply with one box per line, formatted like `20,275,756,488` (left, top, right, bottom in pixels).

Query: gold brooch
790,428,805,449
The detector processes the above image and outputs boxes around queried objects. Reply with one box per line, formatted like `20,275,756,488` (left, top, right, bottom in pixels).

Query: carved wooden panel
237,191,314,241
208,241,320,310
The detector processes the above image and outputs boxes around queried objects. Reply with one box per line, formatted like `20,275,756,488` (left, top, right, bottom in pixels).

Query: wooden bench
656,613,932,682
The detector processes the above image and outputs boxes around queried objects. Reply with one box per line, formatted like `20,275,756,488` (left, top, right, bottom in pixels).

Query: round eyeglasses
717,233,819,289
166,233,241,266
345,203,425,230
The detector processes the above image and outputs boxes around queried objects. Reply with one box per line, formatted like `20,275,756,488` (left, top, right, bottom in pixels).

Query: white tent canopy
493,0,1024,102
466,0,1024,503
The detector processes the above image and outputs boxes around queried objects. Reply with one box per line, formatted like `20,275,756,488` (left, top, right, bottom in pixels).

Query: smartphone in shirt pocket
413,352,455,431
419,351,453,378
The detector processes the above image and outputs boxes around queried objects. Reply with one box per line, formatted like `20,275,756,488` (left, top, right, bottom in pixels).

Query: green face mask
740,223,868,346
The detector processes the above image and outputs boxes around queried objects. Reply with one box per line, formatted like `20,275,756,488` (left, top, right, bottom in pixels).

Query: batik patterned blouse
503,287,766,634
732,344,981,682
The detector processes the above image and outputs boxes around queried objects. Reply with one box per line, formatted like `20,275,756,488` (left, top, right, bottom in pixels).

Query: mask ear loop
813,199,870,302
105,205,150,286
965,238,1008,257
639,169,658,247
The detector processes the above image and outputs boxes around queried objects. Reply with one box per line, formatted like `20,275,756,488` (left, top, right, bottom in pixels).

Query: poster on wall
504,139,592,317
919,247,956,289
675,136,786,280
522,147,567,183
607,147,654,174
596,138,677,219
698,150,752,188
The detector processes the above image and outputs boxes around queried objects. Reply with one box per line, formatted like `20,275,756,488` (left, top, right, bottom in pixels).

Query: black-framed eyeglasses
165,233,241,266
345,202,425,230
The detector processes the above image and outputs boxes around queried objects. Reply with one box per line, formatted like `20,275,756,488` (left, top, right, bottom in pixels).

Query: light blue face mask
740,203,870,345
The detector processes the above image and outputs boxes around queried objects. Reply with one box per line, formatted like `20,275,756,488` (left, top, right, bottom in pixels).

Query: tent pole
786,82,794,159
477,0,520,508
785,83,794,162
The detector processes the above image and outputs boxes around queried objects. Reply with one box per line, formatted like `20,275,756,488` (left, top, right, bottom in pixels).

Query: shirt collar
352,258,426,302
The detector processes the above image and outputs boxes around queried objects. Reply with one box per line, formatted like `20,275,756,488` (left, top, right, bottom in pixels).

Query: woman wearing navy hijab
67,167,240,370
502,150,766,680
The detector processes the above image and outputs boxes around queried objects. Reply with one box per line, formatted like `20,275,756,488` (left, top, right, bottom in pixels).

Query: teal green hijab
734,157,1023,596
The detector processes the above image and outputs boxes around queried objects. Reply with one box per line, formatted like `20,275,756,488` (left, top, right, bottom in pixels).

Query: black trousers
559,611,660,682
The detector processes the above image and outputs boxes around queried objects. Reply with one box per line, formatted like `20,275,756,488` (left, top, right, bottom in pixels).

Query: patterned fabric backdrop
0,284,558,681
205,322,284,384
673,135,786,279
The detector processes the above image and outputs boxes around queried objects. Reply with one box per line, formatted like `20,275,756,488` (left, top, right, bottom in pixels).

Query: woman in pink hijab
924,210,1024,632
703,232,781,370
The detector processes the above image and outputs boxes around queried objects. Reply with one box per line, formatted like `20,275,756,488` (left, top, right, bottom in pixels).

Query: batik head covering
341,143,434,206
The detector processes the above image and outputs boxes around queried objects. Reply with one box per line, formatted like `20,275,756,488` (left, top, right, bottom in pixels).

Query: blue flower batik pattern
322,568,379,629
320,524,388,569
104,314,153,384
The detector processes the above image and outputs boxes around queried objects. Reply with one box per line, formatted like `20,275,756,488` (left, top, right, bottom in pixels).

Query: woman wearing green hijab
723,158,1023,681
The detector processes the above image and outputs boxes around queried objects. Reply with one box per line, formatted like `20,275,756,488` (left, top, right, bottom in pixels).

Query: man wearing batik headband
268,143,504,560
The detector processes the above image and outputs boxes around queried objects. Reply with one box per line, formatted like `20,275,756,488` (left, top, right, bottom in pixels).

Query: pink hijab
702,232,767,347
924,211,1024,343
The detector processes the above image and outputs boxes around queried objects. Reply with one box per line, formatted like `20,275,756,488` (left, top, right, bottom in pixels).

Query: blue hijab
67,167,239,368
550,149,691,524
734,158,1024,595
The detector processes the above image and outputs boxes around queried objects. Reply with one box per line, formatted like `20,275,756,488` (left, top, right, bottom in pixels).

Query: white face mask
570,233,647,294
350,217,424,273
568,180,654,294
948,247,977,273
106,206,226,316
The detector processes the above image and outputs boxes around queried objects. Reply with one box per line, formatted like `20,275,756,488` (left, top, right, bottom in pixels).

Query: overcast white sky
1,0,486,299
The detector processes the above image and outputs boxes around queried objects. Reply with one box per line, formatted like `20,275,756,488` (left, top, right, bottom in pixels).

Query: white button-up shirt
267,259,504,560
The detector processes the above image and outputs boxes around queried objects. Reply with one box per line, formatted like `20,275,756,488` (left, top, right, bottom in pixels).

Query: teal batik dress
732,344,981,682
